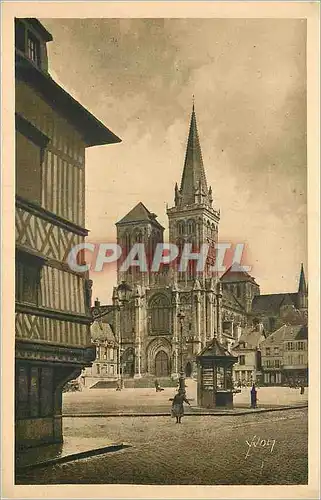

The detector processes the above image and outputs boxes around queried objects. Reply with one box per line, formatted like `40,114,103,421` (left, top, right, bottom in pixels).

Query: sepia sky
40,18,307,303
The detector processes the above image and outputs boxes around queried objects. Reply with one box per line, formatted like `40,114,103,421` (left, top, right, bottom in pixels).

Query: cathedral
92,104,308,381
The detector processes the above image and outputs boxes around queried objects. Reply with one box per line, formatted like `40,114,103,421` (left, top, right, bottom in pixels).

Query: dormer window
15,19,52,72
27,33,40,65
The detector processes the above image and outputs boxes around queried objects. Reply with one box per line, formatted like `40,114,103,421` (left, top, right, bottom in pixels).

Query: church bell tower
167,102,220,283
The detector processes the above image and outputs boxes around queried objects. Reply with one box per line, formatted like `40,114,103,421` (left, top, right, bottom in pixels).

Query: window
287,342,293,351
177,221,185,235
96,364,100,375
123,232,131,256
110,349,115,361
27,33,40,64
16,114,49,204
187,219,195,235
110,365,115,375
274,347,279,355
40,367,54,417
15,253,42,305
239,355,245,365
275,359,280,368
29,367,40,417
298,355,304,365
297,341,305,351
16,131,42,203
16,366,29,418
149,294,170,333
266,347,271,356
15,364,54,419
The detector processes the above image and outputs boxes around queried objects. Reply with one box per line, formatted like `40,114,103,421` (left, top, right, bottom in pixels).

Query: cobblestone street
16,408,308,485
62,384,308,415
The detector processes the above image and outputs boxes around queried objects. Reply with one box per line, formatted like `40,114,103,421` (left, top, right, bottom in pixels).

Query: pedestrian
171,389,191,424
250,383,257,408
300,384,305,395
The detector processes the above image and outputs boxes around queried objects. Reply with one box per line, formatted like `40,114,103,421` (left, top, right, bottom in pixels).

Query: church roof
220,265,258,285
116,202,164,229
295,325,308,340
252,293,298,314
179,104,210,206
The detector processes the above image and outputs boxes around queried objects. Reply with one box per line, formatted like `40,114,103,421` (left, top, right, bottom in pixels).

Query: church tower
167,103,222,354
297,263,308,311
167,103,220,283
116,202,164,287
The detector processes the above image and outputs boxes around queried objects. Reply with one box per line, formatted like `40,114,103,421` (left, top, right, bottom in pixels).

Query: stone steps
91,377,180,389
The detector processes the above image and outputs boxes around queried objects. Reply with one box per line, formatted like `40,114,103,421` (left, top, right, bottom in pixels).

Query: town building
231,324,266,385
88,106,308,385
260,324,308,385
80,319,119,388
15,18,120,448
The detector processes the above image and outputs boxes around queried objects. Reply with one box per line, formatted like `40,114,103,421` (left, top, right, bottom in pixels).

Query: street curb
15,443,131,473
63,404,308,418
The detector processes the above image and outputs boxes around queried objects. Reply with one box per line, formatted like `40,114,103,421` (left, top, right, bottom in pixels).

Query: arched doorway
185,362,192,378
122,348,135,378
155,350,169,377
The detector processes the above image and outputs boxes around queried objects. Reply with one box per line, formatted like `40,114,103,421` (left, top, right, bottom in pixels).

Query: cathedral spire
298,263,307,294
179,102,209,207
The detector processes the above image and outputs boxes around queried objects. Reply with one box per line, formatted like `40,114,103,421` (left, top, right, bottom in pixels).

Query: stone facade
81,321,118,387
231,325,266,385
93,105,308,382
260,325,308,385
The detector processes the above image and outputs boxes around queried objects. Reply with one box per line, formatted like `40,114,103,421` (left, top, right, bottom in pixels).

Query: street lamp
177,310,186,393
116,281,132,390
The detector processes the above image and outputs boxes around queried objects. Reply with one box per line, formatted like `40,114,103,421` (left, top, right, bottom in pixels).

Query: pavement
15,385,308,475
16,407,308,485
15,437,131,472
62,383,308,416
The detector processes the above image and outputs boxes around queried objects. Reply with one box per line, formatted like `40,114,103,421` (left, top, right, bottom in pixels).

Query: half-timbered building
15,18,121,448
